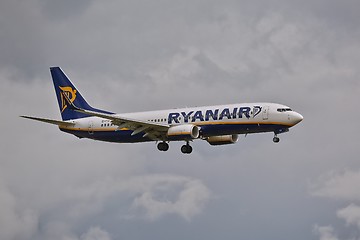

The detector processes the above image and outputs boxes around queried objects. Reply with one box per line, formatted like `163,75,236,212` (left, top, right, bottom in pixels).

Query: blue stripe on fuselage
59,128,152,143
198,123,289,136
60,122,289,143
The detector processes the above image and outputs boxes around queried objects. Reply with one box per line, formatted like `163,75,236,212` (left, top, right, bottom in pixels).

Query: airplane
21,67,303,154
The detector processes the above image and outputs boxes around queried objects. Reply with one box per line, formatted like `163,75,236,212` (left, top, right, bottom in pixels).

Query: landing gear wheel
181,144,192,154
157,142,169,151
187,145,192,153
273,136,280,143
181,145,187,153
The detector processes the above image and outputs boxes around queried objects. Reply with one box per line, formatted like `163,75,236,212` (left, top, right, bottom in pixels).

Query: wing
20,115,75,127
61,91,169,140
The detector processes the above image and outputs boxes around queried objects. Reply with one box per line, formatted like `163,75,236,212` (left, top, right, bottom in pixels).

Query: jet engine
206,134,238,146
167,124,200,140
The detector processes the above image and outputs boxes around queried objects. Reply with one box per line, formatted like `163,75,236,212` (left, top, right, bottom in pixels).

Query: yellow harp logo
59,86,77,112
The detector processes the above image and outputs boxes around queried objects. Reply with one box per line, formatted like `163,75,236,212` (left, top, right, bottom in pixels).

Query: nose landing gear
273,128,288,143
273,134,280,143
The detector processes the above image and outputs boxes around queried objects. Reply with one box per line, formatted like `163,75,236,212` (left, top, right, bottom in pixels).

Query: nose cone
291,112,303,125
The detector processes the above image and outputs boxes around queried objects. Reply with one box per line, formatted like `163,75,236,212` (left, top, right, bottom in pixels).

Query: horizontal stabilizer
20,116,75,127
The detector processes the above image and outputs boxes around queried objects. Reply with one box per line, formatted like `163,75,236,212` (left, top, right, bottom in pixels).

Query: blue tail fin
50,67,112,120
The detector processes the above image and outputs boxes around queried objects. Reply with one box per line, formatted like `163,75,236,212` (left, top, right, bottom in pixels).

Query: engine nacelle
206,134,238,146
167,124,199,140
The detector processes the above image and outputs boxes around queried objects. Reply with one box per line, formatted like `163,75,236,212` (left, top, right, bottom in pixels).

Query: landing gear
157,141,193,153
157,142,169,151
181,142,192,154
273,128,288,143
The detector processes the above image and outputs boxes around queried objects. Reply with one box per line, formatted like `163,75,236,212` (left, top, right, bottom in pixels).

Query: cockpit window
277,108,292,112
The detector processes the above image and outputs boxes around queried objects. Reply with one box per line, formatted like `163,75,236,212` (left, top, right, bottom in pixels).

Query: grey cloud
39,0,93,21
1,0,360,240
296,0,360,30
0,181,38,240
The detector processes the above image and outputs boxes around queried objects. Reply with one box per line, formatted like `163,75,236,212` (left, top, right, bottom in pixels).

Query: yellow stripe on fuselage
59,121,291,132
59,127,129,131
193,121,293,127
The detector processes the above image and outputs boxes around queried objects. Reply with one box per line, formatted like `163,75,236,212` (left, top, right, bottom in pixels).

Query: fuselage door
262,106,269,120
88,121,94,135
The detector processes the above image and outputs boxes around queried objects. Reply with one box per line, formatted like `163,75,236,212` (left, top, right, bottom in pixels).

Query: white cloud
337,204,360,229
130,175,211,221
311,170,360,240
40,224,111,240
0,173,210,239
80,227,112,240
313,225,339,240
310,170,360,201
36,174,211,223
66,174,211,221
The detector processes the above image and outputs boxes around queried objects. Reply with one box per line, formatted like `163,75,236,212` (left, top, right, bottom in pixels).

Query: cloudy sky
1,0,360,239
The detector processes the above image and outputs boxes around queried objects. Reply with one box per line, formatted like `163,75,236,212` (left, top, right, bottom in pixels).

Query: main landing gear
157,141,169,151
157,141,193,154
181,142,193,154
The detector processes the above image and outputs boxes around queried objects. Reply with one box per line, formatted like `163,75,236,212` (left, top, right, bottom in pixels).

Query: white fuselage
59,102,303,143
